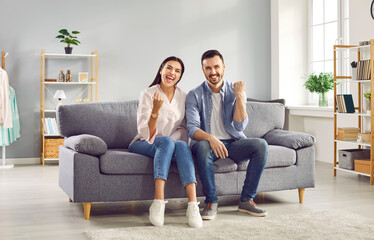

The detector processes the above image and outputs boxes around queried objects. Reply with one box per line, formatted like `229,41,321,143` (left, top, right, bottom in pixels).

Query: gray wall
0,0,271,159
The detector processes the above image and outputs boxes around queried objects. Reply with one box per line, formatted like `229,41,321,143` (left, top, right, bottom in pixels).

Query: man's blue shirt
186,79,248,147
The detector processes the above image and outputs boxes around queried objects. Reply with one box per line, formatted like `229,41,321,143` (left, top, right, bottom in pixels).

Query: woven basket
44,137,64,159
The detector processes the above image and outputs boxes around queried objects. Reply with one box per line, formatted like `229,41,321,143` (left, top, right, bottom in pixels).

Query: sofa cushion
243,102,285,138
263,129,315,150
237,145,296,171
100,149,154,175
57,101,139,149
247,98,285,105
64,134,107,156
213,158,238,173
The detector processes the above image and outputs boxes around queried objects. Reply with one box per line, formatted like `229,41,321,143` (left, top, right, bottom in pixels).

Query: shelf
334,45,370,51
335,112,370,117
44,134,62,137
45,53,96,58
40,50,98,167
44,82,96,85
335,79,371,83
44,158,59,161
334,166,371,177
334,140,371,147
333,42,374,185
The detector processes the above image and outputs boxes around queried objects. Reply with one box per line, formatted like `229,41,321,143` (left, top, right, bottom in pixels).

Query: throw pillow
64,134,107,156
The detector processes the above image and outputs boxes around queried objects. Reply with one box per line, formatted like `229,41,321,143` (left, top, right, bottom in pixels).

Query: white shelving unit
333,42,374,184
45,82,96,85
40,50,98,166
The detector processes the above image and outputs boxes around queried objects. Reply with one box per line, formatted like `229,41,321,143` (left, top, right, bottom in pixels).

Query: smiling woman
128,56,203,228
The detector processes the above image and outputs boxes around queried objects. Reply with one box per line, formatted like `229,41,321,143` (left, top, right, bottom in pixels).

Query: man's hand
208,135,228,159
152,92,164,113
234,81,246,97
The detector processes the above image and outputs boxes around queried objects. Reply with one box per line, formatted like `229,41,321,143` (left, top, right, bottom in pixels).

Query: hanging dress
0,86,20,146
0,68,12,128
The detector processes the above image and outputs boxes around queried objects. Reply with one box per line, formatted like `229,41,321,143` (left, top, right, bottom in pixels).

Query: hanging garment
0,68,12,128
0,86,20,146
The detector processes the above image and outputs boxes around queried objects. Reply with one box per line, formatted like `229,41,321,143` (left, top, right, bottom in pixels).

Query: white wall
272,0,309,105
0,0,271,159
349,0,374,44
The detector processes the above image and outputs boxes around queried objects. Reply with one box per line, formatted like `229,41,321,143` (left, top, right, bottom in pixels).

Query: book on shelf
44,118,59,135
356,59,371,80
336,94,355,113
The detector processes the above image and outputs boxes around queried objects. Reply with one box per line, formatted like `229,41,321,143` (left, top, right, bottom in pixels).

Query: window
308,0,349,105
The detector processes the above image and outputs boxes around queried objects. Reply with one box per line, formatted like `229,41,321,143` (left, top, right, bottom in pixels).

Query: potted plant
304,72,334,106
364,90,371,114
56,29,81,54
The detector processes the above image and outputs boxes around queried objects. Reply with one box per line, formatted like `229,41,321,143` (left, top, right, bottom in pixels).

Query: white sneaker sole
238,208,267,217
201,213,217,220
149,216,164,226
188,220,203,228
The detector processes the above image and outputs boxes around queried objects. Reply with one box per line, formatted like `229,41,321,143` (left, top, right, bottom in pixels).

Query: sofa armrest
262,129,315,150
64,134,107,156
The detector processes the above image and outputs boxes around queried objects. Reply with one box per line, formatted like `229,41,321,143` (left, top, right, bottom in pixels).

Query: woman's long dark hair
149,56,185,87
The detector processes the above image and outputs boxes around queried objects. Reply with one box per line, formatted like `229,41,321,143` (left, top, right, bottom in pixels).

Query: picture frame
78,72,88,82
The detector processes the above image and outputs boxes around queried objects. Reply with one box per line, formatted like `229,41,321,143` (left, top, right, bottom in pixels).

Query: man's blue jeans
129,136,197,187
192,138,268,203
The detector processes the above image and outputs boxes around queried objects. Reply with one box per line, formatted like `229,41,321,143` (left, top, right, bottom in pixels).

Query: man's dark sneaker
238,200,267,217
201,203,218,220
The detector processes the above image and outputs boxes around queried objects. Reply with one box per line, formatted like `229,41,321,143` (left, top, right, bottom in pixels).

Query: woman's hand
152,92,164,114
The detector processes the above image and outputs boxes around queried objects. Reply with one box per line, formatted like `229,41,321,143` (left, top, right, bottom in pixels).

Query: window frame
308,0,349,105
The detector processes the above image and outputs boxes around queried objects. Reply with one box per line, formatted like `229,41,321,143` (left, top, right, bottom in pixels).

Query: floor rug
85,210,374,240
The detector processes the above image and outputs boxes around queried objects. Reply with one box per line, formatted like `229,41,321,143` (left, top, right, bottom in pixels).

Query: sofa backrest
57,101,139,149
57,100,285,149
243,101,285,138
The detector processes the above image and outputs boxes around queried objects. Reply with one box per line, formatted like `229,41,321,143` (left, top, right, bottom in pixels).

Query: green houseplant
56,29,81,54
304,72,334,106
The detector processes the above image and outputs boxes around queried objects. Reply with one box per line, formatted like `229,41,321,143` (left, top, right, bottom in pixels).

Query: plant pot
64,47,73,54
319,92,328,107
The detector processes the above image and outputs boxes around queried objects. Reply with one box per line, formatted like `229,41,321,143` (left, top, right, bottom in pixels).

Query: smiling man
186,49,268,220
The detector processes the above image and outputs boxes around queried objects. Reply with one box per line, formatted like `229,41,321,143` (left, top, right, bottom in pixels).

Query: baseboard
1,158,43,165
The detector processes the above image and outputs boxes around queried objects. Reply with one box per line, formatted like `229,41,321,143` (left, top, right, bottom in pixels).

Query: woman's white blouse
130,84,188,145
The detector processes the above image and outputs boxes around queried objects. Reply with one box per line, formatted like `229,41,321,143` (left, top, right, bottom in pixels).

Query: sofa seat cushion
100,149,154,175
237,145,296,171
213,158,238,173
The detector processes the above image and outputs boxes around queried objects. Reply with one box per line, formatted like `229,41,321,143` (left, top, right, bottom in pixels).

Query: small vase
319,92,328,107
366,98,371,114
58,70,65,82
64,47,73,54
66,69,72,82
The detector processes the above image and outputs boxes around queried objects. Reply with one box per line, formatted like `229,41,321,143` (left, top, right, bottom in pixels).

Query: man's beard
207,74,221,85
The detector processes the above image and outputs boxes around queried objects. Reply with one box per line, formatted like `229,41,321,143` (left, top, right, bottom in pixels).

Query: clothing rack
1,50,14,169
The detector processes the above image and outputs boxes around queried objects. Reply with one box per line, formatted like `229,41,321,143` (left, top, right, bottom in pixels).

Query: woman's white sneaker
186,202,203,228
149,200,168,226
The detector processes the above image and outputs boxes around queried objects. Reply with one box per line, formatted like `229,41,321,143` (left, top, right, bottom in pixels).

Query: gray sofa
57,100,315,220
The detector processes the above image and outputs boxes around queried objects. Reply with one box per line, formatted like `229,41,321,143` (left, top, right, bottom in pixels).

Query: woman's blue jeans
192,138,268,203
129,136,197,187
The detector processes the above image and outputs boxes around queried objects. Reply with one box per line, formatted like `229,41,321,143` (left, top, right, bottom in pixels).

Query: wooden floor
1,161,374,239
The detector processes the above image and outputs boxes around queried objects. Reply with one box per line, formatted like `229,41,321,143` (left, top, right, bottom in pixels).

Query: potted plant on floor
56,29,81,54
304,72,334,107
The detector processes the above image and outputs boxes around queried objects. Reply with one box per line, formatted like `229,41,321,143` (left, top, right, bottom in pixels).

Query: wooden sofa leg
69,198,72,202
298,188,305,203
83,202,92,220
